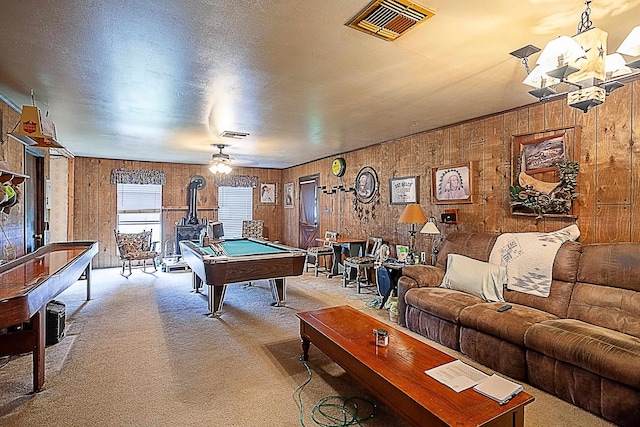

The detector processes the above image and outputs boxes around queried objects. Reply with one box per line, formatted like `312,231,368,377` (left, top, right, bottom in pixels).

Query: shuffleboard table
0,241,99,392
180,238,306,316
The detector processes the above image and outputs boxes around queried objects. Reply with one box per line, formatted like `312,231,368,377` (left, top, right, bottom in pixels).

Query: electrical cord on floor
295,354,377,427
346,294,382,310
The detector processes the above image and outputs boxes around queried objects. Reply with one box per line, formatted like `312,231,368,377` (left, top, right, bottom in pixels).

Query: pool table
179,238,306,315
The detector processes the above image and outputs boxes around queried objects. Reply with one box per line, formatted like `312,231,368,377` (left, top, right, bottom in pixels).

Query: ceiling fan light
209,160,232,174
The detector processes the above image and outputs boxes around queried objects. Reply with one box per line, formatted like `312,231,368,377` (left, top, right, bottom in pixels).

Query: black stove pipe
186,180,200,225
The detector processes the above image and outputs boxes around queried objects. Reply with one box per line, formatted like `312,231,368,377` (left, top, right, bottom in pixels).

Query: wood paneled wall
65,79,639,266
281,80,640,253
72,158,282,268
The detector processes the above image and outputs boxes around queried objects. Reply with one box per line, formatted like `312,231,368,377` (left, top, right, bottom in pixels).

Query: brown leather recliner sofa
397,231,640,426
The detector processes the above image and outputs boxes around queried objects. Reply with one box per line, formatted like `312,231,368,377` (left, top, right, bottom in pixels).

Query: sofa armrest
397,265,445,327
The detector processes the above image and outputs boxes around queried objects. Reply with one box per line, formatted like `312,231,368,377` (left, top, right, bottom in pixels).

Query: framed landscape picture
519,133,566,175
431,163,472,204
389,176,419,205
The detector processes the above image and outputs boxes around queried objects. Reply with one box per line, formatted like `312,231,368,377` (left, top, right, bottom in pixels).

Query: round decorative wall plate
354,166,378,204
331,157,346,177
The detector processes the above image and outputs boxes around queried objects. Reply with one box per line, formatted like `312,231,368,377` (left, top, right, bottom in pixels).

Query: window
117,184,162,241
217,186,253,238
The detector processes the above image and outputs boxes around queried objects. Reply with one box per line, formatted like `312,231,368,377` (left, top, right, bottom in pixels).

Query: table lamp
398,204,427,264
420,217,441,265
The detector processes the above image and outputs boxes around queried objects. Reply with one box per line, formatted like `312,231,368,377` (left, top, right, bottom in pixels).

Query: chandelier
209,144,233,174
510,1,640,112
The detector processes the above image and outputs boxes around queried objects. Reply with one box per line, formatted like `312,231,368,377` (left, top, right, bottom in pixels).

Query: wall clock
331,157,346,177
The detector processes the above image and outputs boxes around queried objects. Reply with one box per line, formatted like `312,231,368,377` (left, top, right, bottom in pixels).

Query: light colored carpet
0,268,615,426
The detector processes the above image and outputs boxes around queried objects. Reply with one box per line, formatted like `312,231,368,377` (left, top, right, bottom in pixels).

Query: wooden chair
343,237,383,293
306,231,337,277
114,230,158,278
242,220,264,239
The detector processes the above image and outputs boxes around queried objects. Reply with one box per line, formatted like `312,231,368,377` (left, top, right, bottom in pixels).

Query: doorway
298,175,319,250
24,147,45,253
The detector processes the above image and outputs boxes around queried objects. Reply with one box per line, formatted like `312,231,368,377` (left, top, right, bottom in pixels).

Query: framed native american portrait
431,163,472,204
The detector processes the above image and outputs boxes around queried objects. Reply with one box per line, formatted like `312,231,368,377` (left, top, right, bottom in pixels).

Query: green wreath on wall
509,157,579,217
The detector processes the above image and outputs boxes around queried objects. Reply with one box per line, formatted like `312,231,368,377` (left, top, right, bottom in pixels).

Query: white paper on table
425,359,490,392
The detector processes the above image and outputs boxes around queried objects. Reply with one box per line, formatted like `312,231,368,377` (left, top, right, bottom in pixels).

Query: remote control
497,304,512,312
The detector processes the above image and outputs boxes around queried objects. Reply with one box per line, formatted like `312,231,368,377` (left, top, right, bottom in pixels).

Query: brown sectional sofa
397,231,640,426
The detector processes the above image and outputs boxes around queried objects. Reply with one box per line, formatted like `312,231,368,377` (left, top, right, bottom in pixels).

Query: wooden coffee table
297,305,534,427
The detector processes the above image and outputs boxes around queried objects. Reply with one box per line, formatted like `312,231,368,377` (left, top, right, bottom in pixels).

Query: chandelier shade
617,25,640,57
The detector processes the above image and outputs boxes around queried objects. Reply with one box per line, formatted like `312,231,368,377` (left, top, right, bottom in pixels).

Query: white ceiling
0,0,638,168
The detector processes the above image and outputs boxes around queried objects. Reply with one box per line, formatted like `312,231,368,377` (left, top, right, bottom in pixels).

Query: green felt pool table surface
201,239,285,257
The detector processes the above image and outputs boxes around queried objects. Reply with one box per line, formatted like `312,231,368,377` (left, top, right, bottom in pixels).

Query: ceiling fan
209,144,233,174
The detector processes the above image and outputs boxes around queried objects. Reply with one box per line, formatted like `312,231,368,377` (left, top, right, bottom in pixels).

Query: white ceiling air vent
220,131,249,139
347,0,435,42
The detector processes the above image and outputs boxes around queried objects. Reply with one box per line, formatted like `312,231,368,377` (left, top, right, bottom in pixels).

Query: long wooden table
297,305,534,427
0,241,98,392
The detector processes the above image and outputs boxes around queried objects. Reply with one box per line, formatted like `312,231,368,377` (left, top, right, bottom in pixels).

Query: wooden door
298,176,319,250
24,148,45,253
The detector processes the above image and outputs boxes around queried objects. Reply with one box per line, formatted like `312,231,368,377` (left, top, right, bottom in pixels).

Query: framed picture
259,183,276,204
519,133,566,174
355,166,379,204
389,176,419,205
432,163,472,204
284,182,294,208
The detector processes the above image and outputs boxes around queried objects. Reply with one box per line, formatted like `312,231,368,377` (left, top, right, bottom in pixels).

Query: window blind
117,184,162,212
218,186,253,238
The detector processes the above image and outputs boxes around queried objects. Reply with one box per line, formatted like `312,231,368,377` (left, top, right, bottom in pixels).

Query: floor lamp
398,204,427,264
420,217,441,265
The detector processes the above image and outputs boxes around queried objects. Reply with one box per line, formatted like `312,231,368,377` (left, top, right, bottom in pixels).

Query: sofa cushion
504,279,575,319
441,254,506,302
404,287,482,324
568,283,640,338
459,303,557,346
502,241,580,318
578,243,640,292
525,319,640,389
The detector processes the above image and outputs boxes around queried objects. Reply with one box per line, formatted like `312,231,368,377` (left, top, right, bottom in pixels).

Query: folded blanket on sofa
488,224,580,297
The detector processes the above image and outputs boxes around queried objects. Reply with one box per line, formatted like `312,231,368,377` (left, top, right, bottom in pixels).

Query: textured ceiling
0,0,638,168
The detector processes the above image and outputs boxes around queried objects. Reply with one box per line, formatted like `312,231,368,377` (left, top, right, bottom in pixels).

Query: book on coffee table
473,374,524,405
424,359,489,392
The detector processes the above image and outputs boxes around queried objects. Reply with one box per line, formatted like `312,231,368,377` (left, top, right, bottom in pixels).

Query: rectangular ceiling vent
347,0,435,42
220,131,249,139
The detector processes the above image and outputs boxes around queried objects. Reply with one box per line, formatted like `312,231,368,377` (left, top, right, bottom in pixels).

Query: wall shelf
0,170,29,185
511,211,577,220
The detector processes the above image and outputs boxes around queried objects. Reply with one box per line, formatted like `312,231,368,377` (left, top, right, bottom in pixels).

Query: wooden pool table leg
33,307,46,392
269,278,286,306
207,284,227,317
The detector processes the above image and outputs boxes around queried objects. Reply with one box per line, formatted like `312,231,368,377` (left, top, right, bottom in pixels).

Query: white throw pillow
441,254,506,302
